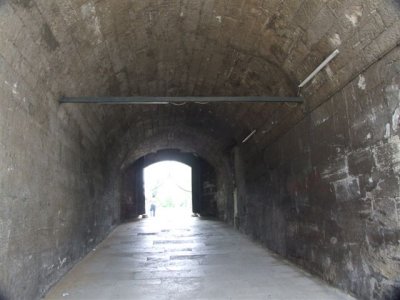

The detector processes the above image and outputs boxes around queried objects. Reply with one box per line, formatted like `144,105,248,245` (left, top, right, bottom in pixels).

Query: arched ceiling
44,0,297,97
2,0,400,160
116,124,232,171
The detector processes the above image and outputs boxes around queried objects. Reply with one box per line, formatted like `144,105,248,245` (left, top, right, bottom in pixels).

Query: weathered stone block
348,149,375,175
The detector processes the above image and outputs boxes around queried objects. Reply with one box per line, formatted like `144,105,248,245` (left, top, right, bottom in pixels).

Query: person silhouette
149,199,156,217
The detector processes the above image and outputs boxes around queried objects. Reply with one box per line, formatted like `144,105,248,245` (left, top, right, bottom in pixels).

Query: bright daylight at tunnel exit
1,1,400,300
143,161,193,218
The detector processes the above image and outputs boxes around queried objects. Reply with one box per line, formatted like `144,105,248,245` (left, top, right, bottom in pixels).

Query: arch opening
144,161,193,218
120,149,220,222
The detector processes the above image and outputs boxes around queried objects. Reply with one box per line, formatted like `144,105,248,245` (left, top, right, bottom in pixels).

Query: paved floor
45,215,355,300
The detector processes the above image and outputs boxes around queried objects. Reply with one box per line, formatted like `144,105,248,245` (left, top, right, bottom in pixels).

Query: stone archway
120,149,219,221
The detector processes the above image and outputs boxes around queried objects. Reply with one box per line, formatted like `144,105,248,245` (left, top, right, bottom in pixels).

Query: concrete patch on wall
373,135,400,173
345,6,363,27
384,123,391,139
385,84,400,110
321,156,348,181
80,1,103,45
329,33,342,47
358,75,366,90
393,107,400,132
332,176,361,202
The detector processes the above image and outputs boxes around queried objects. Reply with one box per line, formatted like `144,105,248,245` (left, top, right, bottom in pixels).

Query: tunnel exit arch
144,160,193,216
120,149,218,221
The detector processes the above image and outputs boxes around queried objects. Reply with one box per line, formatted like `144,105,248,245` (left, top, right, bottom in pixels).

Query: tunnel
0,1,400,299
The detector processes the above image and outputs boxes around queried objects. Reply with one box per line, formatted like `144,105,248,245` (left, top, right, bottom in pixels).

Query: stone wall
201,160,218,217
0,5,120,299
238,47,400,300
0,72,117,299
0,3,117,298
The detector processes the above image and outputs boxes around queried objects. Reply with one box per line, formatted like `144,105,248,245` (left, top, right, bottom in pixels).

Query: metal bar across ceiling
59,96,303,104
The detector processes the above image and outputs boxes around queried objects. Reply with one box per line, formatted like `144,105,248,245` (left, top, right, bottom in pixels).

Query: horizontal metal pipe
59,96,304,104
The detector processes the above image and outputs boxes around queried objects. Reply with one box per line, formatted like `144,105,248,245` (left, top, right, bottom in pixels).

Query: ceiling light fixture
242,130,257,144
298,49,340,89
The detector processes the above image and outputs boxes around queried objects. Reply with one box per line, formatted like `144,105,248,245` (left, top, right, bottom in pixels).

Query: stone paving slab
44,216,356,300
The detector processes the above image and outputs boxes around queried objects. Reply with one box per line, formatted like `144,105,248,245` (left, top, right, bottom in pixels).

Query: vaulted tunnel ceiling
2,0,400,160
